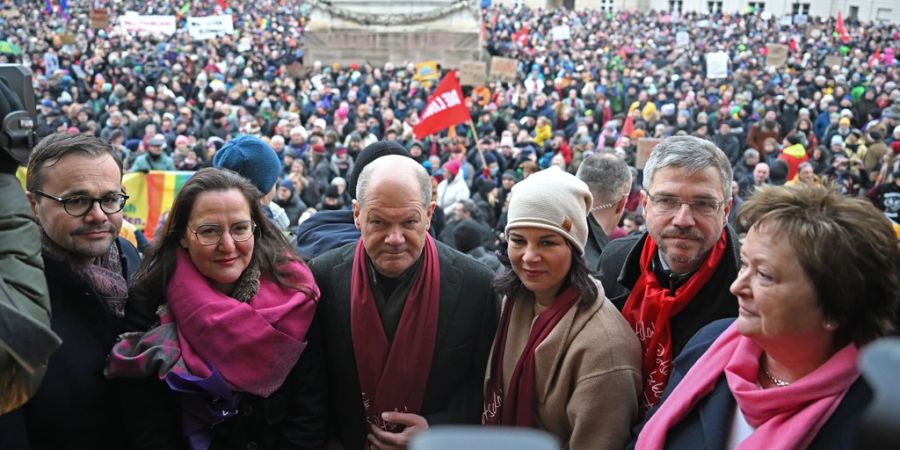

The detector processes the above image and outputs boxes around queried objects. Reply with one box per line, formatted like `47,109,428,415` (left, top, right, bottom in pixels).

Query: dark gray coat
308,240,499,450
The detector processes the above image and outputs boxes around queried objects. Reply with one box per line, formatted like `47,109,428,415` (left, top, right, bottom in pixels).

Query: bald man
309,155,498,450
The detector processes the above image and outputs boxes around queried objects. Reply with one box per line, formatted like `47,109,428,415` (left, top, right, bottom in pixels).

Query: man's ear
424,201,436,230
25,191,41,227
352,199,362,231
721,197,733,227
615,193,628,214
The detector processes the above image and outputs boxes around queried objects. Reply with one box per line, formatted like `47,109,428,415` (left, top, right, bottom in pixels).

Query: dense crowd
1,1,899,239
3,1,900,448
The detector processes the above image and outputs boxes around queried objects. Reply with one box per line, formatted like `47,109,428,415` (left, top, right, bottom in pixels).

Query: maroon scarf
350,235,440,432
621,231,727,411
483,285,578,427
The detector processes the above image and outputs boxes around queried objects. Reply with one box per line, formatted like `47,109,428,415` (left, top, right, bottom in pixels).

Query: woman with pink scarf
632,184,900,450
106,169,323,450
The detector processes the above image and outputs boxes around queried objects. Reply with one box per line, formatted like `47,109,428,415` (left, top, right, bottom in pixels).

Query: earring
824,321,837,331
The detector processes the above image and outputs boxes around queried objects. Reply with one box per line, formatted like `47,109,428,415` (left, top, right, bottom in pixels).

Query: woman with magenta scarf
482,167,642,449
632,184,900,450
106,168,323,449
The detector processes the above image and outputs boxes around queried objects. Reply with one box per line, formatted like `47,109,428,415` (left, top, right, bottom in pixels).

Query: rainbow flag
122,171,194,239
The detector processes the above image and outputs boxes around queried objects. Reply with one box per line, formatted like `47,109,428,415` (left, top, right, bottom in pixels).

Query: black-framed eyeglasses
187,221,256,246
646,193,725,217
34,190,129,217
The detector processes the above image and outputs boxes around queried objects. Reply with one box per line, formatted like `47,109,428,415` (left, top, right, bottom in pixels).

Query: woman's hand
367,412,429,450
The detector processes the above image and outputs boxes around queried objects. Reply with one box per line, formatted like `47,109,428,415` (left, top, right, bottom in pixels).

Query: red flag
836,12,850,44
868,48,882,67
413,72,471,140
615,114,634,148
513,27,529,46
215,0,227,11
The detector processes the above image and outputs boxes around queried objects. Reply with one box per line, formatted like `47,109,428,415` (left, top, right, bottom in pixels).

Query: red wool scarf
622,231,727,411
350,235,440,433
483,285,578,427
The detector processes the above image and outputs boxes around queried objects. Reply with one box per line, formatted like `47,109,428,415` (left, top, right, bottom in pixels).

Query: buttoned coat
484,279,642,450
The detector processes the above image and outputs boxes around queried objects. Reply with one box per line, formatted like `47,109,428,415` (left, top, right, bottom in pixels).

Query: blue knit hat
212,135,282,194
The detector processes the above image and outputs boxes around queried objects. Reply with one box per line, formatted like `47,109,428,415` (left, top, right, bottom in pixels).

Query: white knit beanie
505,166,593,255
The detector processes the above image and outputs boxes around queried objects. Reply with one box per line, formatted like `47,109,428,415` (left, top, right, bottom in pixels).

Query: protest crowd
1,0,900,448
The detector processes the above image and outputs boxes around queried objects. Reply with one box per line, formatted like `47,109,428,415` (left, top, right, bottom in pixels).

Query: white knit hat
505,166,593,255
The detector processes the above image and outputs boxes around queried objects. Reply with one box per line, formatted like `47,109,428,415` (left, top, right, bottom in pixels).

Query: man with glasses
597,135,740,412
2,133,145,448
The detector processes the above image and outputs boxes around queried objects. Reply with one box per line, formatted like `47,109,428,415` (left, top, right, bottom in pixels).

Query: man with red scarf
597,136,740,412
309,154,498,450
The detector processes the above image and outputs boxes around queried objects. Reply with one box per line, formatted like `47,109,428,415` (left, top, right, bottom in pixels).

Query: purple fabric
166,366,238,450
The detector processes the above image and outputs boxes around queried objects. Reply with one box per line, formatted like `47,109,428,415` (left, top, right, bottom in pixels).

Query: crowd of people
1,0,900,448
0,1,897,242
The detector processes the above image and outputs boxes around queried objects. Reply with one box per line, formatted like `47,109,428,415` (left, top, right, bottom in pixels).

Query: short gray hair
356,155,431,208
642,136,733,200
576,153,633,204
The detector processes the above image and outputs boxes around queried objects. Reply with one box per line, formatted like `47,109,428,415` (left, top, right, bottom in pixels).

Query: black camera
0,64,36,165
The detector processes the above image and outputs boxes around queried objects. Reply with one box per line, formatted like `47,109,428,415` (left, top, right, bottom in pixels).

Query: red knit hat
443,159,461,176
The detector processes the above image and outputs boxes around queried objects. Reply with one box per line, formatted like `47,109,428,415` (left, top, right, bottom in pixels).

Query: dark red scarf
350,235,440,432
622,231,727,411
483,285,578,427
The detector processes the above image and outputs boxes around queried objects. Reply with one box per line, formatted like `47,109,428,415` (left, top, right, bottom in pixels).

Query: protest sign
59,34,77,45
119,14,177,35
459,60,487,86
90,9,109,29
766,43,789,67
824,55,842,68
286,61,305,79
187,14,234,40
675,31,689,48
705,52,728,79
490,56,517,83
635,138,662,170
43,52,59,74
237,37,252,52
413,60,440,84
551,25,571,41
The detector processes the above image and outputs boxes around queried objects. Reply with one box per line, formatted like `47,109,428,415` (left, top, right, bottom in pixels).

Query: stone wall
304,0,482,66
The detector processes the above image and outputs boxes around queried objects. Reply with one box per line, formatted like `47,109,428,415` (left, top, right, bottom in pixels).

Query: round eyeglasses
34,190,129,217
187,221,257,246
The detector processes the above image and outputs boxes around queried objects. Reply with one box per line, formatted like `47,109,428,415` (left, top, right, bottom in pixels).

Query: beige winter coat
484,279,642,450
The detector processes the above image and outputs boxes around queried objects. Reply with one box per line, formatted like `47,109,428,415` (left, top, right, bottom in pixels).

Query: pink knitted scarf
636,323,859,450
165,248,318,397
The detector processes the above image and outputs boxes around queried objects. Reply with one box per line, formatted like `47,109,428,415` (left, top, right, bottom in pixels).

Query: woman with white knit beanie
482,166,643,449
